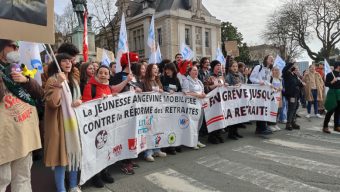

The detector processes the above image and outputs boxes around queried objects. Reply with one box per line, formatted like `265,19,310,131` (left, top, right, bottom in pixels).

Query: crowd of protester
1,39,340,192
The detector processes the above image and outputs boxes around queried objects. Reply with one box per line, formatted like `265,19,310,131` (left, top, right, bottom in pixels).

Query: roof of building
128,0,212,17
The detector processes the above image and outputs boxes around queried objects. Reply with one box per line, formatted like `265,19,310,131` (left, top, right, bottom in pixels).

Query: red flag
83,11,88,62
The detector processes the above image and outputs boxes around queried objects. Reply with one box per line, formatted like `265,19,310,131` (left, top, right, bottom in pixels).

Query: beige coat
0,80,42,165
303,72,324,102
43,76,68,167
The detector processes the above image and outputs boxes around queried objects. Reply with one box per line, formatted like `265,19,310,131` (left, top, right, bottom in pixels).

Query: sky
55,0,322,61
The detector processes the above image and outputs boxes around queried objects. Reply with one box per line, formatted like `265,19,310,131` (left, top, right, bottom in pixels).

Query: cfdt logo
95,130,108,149
178,115,189,129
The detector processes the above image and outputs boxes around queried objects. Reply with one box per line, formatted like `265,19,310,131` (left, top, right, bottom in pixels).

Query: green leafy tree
220,22,250,64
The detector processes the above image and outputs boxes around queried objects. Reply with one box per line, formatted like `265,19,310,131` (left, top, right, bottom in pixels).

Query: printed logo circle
95,130,108,149
168,133,176,145
178,115,189,129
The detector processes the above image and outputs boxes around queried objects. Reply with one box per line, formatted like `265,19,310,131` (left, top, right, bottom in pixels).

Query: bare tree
264,0,340,61
263,11,303,61
283,0,340,60
54,2,78,40
89,0,117,51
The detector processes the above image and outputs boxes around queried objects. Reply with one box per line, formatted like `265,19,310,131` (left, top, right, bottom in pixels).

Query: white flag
180,43,194,60
274,55,286,72
115,13,129,72
148,15,157,64
19,41,43,85
215,47,226,66
324,59,331,78
155,43,162,64
101,49,111,66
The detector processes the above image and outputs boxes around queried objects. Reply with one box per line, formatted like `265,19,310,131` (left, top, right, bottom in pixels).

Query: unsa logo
178,115,189,129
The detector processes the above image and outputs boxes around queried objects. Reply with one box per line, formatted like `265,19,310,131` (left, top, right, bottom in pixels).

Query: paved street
28,109,340,192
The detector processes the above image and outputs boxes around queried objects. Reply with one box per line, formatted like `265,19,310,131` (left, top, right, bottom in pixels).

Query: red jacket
82,77,112,102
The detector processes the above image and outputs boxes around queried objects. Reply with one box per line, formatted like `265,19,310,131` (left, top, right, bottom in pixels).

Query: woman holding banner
183,65,207,149
225,61,244,140
142,63,167,162
44,53,82,192
82,65,115,188
204,60,226,144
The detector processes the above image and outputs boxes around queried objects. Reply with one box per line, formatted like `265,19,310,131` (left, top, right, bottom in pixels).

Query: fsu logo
178,115,189,129
113,144,123,156
128,138,137,151
95,130,108,149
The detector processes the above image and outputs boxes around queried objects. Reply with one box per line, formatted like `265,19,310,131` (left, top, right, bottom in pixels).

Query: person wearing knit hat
0,38,43,192
204,60,226,144
120,52,139,70
110,52,141,175
177,60,192,86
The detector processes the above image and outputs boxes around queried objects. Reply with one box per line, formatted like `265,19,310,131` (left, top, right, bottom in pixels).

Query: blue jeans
144,148,161,158
307,89,318,114
279,97,287,122
54,166,78,192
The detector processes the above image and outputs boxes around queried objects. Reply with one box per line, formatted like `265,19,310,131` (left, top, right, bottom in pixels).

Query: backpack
247,64,263,84
91,84,97,99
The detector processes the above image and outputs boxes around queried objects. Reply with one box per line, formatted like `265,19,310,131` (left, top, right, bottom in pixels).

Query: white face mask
6,51,20,64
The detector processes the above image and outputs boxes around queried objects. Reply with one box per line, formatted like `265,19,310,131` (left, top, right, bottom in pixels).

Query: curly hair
57,43,80,57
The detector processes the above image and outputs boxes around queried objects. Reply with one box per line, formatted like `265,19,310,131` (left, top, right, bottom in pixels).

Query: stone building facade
97,0,221,61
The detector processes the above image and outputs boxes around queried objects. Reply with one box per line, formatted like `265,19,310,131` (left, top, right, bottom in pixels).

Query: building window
185,27,191,45
157,28,162,46
132,27,144,53
205,30,210,48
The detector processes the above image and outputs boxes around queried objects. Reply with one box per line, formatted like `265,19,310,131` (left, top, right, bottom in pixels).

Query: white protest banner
203,85,278,133
74,92,201,184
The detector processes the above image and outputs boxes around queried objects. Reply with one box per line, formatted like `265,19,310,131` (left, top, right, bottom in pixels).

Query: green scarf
0,62,36,106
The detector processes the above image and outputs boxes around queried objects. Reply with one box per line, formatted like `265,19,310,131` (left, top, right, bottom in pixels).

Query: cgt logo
178,115,189,129
95,130,108,149
128,138,137,151
153,133,164,147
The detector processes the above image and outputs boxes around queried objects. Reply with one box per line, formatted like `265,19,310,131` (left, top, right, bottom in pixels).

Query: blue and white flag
116,13,129,72
180,43,194,60
324,59,332,78
155,43,162,64
148,15,157,64
18,41,43,85
274,55,286,72
215,47,226,66
101,49,111,66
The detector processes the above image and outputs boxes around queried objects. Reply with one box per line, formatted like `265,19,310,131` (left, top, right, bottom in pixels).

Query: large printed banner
74,92,201,184
203,85,278,133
